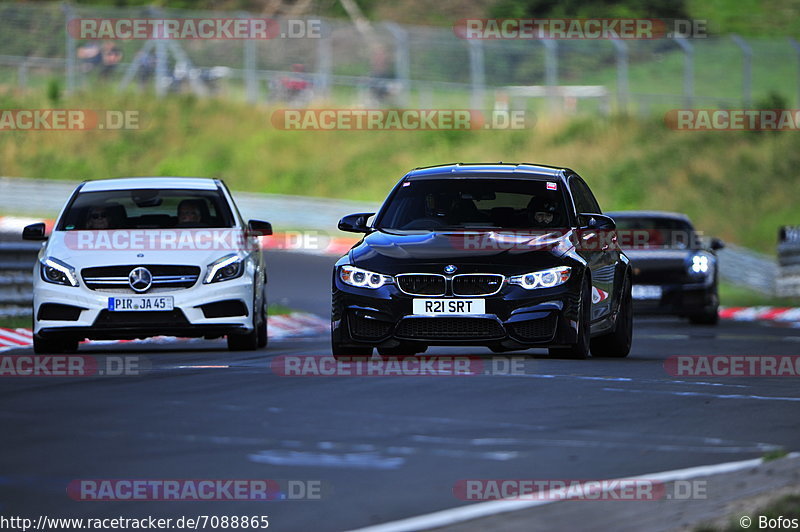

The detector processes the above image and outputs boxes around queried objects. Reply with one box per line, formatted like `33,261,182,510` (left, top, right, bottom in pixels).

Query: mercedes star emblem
128,266,153,293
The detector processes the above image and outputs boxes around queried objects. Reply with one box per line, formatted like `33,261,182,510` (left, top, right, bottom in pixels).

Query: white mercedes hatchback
23,177,271,353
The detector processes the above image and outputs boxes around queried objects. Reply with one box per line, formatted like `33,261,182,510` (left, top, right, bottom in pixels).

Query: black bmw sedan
332,163,633,359
604,211,724,325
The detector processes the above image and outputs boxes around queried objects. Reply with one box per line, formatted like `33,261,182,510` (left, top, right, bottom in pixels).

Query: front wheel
378,342,426,358
257,291,268,348
33,334,79,354
689,309,719,325
227,328,258,351
591,275,633,358
331,337,373,360
549,276,591,360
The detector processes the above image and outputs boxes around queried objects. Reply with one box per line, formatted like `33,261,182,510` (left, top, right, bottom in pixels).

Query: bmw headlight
40,257,78,287
205,254,244,284
688,252,713,276
339,265,393,289
508,266,571,289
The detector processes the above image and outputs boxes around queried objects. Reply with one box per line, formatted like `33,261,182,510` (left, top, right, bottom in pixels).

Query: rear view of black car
605,211,724,325
332,163,633,359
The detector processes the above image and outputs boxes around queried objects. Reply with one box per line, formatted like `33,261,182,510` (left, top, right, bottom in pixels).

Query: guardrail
717,243,779,296
0,238,41,318
0,176,787,318
777,225,800,297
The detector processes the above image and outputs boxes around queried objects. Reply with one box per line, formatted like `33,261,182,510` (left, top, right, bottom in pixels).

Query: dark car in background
605,211,724,325
332,163,633,359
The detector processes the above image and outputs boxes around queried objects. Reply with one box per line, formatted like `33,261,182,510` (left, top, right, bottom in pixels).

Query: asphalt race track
1,251,799,531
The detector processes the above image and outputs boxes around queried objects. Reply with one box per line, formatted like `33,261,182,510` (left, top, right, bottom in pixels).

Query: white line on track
603,387,800,402
347,454,799,532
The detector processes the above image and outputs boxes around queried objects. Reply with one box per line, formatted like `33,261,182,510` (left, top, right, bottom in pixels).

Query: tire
378,342,426,358
257,290,268,349
591,275,633,358
549,276,591,360
331,340,373,361
689,309,719,325
33,334,79,354
227,328,258,351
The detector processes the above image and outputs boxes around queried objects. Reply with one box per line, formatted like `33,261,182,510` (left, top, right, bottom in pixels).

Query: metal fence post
316,19,332,101
62,3,76,94
791,38,800,107
610,37,629,113
242,11,258,104
673,35,694,108
155,39,168,98
383,22,409,108
731,34,752,107
542,39,558,110
468,39,485,110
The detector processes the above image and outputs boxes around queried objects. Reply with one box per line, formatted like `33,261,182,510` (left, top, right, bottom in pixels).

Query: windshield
376,178,569,231
611,216,697,249
58,188,236,230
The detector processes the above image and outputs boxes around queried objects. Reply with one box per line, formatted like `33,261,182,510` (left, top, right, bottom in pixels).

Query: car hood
41,230,251,272
623,248,698,269
350,230,574,274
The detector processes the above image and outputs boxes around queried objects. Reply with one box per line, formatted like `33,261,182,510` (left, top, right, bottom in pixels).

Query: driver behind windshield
85,206,111,230
526,196,562,228
177,199,207,227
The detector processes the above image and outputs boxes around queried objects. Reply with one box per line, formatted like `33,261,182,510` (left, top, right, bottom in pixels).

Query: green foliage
1,89,799,253
46,78,60,104
489,0,689,19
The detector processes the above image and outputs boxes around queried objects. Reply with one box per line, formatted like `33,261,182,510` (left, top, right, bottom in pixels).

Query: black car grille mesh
632,267,688,285
93,309,190,327
510,315,557,341
452,274,504,296
397,275,446,296
396,318,504,339
82,265,201,291
349,316,393,339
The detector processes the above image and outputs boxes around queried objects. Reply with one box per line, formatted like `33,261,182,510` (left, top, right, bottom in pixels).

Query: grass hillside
1,89,798,253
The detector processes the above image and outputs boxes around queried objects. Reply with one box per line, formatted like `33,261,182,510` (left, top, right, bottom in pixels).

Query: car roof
404,163,572,180
79,177,219,192
605,210,692,222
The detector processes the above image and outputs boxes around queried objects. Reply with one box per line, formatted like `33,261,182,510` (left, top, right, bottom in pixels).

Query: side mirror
338,212,374,234
710,237,725,251
247,219,273,236
22,223,47,241
580,213,616,231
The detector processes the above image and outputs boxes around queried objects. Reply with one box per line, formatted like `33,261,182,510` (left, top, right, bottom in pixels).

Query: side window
570,177,601,214
569,177,591,214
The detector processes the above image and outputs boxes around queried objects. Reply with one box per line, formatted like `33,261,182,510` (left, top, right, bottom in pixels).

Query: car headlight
339,265,393,289
40,257,78,287
687,252,713,276
204,254,245,284
508,266,571,289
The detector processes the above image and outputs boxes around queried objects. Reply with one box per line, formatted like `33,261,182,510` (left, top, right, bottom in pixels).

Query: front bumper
632,282,717,316
33,274,255,340
332,280,582,349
